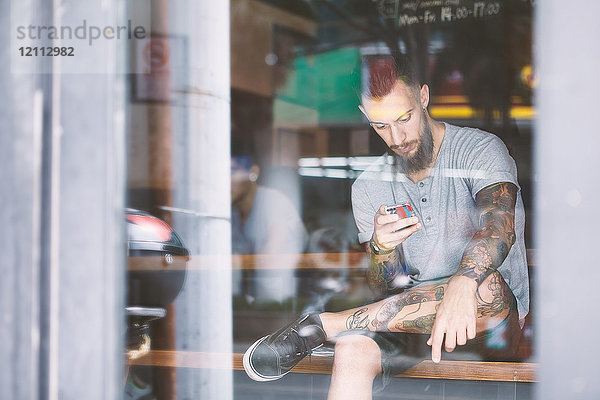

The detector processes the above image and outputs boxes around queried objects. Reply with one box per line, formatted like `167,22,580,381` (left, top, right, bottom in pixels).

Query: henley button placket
415,180,430,229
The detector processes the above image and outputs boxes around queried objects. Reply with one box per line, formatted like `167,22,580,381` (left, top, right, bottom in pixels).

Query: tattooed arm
428,182,518,363
366,245,403,298
366,205,422,297
455,182,518,283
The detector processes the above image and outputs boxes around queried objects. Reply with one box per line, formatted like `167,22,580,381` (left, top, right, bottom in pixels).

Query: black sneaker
243,314,327,381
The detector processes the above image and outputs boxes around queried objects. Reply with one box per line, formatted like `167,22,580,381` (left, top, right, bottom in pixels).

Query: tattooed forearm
366,247,403,296
477,273,513,318
455,240,496,282
455,182,517,285
397,313,437,333
371,284,445,331
346,308,371,330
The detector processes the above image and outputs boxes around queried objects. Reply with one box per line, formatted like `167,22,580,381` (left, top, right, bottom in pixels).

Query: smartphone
385,202,416,218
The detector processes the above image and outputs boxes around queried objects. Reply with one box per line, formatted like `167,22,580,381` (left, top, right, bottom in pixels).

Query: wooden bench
128,350,536,382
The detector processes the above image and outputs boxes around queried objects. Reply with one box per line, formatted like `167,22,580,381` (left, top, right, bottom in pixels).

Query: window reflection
124,0,534,398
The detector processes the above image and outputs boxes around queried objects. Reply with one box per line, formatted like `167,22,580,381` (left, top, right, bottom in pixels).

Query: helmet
126,208,189,308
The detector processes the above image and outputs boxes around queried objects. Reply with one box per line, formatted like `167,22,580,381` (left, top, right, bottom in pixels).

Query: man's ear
249,165,260,182
358,104,368,118
420,84,430,109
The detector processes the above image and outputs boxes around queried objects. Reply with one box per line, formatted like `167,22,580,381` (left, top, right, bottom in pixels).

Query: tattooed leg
371,284,445,332
321,282,446,337
320,272,514,338
345,308,371,330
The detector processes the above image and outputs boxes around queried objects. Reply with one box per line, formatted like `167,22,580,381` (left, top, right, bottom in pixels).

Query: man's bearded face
360,80,435,175
392,115,434,174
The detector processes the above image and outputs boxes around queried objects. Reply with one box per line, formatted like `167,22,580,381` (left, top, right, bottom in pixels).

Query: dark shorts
336,312,522,392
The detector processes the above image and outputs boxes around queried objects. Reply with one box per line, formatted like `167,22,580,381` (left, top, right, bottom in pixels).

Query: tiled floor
232,370,535,400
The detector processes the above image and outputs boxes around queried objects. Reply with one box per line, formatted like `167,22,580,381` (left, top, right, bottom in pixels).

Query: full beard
391,117,434,175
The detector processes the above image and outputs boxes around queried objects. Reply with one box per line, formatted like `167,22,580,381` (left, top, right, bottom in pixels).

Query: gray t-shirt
352,123,529,321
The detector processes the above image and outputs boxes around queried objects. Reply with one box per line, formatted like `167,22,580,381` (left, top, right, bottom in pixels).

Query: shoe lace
273,327,313,363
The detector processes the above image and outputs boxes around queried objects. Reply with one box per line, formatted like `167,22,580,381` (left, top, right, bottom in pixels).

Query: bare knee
332,335,382,378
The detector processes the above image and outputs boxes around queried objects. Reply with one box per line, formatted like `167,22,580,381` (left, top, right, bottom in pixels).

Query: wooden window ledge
128,350,536,382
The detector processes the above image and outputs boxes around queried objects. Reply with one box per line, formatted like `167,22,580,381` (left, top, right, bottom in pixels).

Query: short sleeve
466,134,521,197
351,179,377,244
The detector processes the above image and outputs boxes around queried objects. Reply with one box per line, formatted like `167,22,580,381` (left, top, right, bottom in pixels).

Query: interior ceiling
255,0,532,54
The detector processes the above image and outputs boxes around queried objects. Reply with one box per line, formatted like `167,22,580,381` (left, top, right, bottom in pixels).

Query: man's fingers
429,327,445,363
391,216,419,231
374,204,420,250
456,328,467,346
381,224,422,250
375,213,398,226
375,217,421,250
467,318,477,340
444,329,456,352
382,219,420,244
389,221,422,245
401,220,422,236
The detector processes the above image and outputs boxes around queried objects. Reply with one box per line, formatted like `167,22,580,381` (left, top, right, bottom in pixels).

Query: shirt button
421,197,427,203
418,182,424,187
426,216,431,222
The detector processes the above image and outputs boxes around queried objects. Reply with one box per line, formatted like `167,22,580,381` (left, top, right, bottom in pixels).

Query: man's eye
371,123,388,130
400,114,411,123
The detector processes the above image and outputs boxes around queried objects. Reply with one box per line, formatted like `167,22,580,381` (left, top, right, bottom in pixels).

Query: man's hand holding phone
371,202,421,253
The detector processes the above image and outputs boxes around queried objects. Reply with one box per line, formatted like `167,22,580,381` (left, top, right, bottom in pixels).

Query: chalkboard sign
374,0,503,26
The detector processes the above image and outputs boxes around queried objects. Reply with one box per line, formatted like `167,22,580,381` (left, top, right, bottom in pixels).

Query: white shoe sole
243,336,287,382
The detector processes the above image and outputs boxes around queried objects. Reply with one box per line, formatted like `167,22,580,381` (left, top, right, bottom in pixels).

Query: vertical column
2,0,127,398
52,0,127,399
535,1,600,399
169,0,233,399
0,0,41,398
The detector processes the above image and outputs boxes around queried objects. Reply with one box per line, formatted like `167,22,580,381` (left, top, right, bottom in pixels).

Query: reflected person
231,152,307,303
242,56,529,399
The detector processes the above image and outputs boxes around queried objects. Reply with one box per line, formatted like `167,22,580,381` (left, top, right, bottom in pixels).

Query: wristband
369,236,394,255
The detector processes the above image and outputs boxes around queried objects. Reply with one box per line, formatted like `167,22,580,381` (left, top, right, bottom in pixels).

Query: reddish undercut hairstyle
364,56,420,101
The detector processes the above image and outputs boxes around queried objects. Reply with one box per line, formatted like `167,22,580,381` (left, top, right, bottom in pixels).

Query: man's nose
390,124,407,146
